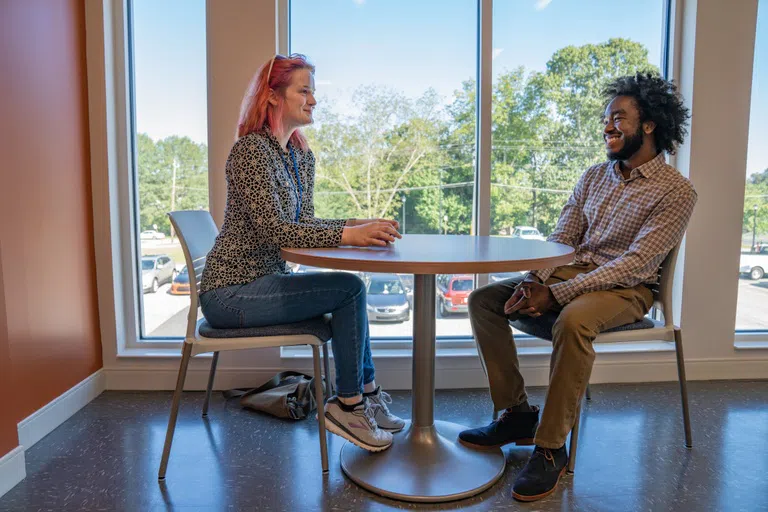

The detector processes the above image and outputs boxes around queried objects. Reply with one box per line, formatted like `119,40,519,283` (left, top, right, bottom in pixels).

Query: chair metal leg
567,397,583,474
674,328,693,448
202,351,219,417
585,384,592,401
322,343,333,400
312,345,329,473
158,342,193,480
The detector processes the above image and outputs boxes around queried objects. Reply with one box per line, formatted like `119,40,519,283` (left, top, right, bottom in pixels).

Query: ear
643,120,656,134
267,89,278,107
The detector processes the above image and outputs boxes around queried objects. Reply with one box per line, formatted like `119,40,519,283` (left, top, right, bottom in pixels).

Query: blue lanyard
278,146,303,223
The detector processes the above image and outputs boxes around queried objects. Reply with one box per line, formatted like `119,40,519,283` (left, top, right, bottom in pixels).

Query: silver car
142,254,176,293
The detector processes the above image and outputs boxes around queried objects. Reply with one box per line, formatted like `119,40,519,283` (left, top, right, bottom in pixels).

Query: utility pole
752,204,758,252
170,158,178,241
401,194,407,234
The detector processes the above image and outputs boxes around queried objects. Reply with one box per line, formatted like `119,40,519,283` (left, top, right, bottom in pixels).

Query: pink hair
237,54,315,150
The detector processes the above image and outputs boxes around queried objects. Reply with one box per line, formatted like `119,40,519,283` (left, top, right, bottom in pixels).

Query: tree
136,134,208,235
743,170,768,244
306,86,448,228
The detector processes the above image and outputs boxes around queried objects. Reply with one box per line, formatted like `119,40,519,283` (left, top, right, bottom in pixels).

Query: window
291,0,478,340
736,0,768,333
489,0,666,334
128,0,209,339
490,0,665,239
118,0,671,347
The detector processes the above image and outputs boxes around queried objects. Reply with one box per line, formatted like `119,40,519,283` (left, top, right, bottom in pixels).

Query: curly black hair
603,72,691,155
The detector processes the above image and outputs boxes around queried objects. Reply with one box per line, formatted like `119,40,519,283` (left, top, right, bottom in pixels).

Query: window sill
281,340,675,359
116,338,675,359
734,341,768,350
117,344,210,359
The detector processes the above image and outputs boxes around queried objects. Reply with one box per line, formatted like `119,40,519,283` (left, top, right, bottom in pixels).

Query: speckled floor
1,381,767,511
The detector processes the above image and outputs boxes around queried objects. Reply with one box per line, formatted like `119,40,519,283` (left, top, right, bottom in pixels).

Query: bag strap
223,371,313,399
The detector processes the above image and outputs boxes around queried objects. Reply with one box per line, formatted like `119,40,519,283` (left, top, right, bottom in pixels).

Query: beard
606,125,644,160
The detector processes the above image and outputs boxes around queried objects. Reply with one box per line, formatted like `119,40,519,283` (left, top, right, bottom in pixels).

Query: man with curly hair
459,72,697,502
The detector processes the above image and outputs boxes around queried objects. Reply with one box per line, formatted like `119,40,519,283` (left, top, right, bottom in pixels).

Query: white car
140,230,166,240
740,247,768,280
511,226,546,241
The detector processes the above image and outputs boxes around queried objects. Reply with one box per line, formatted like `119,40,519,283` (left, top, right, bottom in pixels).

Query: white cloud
534,0,553,10
492,48,504,60
315,80,333,86
353,0,365,5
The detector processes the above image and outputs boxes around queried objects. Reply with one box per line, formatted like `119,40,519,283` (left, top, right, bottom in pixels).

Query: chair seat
511,311,671,343
190,317,332,356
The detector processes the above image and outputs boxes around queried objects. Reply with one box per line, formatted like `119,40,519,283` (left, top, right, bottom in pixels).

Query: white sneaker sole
379,423,405,433
323,414,393,453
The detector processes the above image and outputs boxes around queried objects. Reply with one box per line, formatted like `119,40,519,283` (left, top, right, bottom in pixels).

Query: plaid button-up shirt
529,152,697,305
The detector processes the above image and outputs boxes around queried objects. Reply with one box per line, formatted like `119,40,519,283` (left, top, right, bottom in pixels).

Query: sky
132,0,767,177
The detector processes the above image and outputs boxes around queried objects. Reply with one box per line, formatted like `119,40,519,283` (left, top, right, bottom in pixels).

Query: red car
436,274,475,316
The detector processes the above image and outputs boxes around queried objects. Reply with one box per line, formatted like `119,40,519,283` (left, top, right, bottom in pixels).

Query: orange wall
0,245,19,455
0,0,102,454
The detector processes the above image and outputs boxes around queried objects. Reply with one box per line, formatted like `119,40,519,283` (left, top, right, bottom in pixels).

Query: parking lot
140,241,768,338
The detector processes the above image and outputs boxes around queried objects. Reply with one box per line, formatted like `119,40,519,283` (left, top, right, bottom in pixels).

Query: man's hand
347,218,400,230
504,280,557,318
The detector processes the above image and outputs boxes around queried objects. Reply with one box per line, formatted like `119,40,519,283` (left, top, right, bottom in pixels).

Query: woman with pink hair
199,54,404,452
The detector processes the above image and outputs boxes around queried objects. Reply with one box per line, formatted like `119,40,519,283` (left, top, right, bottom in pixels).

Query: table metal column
339,274,506,502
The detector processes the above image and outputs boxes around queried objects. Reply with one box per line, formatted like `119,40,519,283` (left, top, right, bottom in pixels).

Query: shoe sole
324,413,393,453
511,465,566,502
458,437,535,451
316,413,405,435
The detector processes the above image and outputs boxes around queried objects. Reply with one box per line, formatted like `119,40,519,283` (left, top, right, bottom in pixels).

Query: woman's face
279,68,316,130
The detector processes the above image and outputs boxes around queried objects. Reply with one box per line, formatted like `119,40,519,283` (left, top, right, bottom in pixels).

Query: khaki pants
468,263,653,448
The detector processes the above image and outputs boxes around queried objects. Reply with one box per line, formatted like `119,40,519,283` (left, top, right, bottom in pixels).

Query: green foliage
136,133,208,235
744,169,768,243
139,39,762,244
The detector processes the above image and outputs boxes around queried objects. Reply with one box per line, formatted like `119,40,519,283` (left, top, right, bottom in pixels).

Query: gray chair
508,242,692,473
158,210,334,480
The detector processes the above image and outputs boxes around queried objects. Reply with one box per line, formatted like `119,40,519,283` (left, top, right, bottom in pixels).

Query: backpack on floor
223,371,325,420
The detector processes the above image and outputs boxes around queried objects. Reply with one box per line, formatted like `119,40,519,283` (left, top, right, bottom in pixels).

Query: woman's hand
341,221,402,247
347,218,400,231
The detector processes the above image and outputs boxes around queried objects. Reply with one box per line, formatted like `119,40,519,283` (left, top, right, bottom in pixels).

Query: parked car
436,274,475,316
170,266,191,295
140,229,166,240
511,226,546,241
365,274,410,323
142,254,176,293
739,246,768,280
397,274,414,307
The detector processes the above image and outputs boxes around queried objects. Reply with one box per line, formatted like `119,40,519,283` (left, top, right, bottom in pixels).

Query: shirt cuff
529,268,555,283
548,280,580,306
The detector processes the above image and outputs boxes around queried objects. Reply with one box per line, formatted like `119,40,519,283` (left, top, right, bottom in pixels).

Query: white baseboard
17,369,106,450
0,446,25,499
104,357,768,391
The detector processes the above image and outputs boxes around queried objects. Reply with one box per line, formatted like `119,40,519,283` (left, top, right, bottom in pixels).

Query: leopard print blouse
199,130,346,294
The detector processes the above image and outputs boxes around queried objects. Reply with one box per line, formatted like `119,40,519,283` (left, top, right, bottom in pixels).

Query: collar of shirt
261,127,303,161
611,152,666,181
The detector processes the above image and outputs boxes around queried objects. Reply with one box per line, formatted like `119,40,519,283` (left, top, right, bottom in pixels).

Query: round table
282,234,573,503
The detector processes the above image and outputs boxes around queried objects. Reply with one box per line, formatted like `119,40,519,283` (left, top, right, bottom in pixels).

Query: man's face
603,95,645,161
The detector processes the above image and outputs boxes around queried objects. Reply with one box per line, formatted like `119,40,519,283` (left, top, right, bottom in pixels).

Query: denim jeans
199,272,374,398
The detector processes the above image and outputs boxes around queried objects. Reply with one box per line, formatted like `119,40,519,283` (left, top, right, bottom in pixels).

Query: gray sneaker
324,397,393,452
365,386,406,432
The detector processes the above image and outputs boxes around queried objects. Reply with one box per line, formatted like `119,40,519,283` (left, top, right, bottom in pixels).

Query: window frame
103,0,764,357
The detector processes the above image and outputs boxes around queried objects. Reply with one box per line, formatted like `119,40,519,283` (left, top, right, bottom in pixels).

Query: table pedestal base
340,420,505,503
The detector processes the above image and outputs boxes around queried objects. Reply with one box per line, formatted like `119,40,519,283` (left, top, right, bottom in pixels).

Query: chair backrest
167,210,219,340
648,241,681,328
